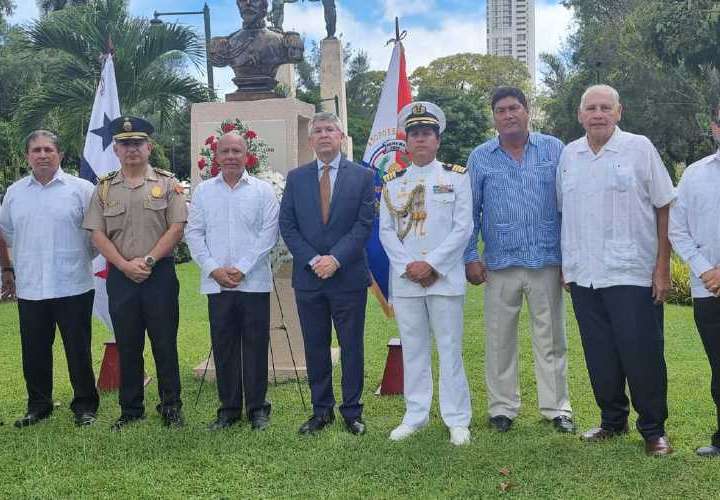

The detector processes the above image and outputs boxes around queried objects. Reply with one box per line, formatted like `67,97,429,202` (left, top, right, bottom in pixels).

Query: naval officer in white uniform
379,101,474,445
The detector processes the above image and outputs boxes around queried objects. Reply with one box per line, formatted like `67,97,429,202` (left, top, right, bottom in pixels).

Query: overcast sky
9,0,575,97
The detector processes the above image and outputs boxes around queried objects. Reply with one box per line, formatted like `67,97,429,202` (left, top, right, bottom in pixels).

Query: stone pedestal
319,38,353,160
276,64,297,98
190,98,315,185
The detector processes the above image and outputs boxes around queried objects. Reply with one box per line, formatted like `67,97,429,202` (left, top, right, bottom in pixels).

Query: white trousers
393,295,471,427
484,266,572,419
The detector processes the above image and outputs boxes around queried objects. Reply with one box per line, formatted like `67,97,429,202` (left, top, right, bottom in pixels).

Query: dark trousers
208,291,271,420
295,288,367,420
693,297,720,447
17,290,99,415
569,284,668,440
107,258,181,417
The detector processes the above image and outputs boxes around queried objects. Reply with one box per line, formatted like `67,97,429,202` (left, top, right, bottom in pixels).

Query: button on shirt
557,127,675,288
463,132,564,270
669,151,720,298
185,171,279,294
0,168,95,300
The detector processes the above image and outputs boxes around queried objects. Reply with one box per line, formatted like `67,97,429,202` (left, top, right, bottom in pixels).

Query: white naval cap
398,101,446,134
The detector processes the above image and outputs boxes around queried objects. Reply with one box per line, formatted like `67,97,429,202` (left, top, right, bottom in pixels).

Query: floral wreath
197,119,274,180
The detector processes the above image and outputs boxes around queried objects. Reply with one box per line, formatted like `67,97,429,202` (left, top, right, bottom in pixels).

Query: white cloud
380,0,436,21
534,2,575,66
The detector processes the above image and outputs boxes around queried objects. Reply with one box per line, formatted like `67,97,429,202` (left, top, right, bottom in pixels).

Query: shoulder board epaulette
153,168,174,177
98,171,118,183
382,168,407,183
443,163,467,174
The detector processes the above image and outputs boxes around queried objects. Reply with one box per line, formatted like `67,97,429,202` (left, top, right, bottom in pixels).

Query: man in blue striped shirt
463,87,574,434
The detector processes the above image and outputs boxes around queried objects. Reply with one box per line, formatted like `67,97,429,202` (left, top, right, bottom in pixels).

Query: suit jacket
279,157,375,292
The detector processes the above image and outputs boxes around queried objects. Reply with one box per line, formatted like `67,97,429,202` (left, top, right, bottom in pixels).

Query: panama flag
80,53,121,333
362,39,412,318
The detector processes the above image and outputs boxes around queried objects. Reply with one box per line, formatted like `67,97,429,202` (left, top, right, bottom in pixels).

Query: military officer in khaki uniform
379,102,474,445
83,116,187,430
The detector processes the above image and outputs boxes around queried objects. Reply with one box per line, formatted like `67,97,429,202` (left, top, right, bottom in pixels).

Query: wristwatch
144,255,156,268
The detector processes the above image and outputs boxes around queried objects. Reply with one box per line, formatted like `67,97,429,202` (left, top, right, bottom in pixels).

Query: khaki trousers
484,266,572,419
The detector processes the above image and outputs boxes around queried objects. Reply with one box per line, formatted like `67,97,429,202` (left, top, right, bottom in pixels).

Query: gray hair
579,84,621,110
24,129,61,154
308,112,343,135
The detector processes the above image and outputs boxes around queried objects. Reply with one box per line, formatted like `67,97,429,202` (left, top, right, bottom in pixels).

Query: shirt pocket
537,219,560,250
489,222,522,253
144,198,168,211
604,240,640,273
103,203,126,236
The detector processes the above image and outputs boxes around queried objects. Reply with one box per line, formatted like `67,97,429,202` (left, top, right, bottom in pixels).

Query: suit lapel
328,159,348,221
305,162,323,222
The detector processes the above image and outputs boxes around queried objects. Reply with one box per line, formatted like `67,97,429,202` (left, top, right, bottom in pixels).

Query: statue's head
237,0,268,28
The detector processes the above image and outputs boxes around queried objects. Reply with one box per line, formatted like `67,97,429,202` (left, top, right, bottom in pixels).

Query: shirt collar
215,169,250,188
317,153,342,171
27,166,65,187
489,132,535,153
579,126,622,154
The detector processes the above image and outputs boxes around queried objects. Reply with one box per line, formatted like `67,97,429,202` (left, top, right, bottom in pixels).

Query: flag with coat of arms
79,52,121,333
361,37,412,318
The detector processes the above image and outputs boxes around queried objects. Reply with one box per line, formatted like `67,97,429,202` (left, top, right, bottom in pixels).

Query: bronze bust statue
209,0,304,94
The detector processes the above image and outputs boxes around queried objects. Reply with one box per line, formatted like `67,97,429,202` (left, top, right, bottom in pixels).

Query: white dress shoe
449,426,471,445
389,423,425,441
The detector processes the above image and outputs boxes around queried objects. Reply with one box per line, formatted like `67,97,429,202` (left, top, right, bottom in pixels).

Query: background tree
17,0,208,170
36,0,88,15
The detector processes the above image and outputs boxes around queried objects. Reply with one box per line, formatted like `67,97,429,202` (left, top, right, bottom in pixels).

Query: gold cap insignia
151,186,163,198
412,103,426,115
123,119,132,132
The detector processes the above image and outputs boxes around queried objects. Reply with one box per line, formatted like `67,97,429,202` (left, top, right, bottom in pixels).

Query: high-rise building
486,0,535,82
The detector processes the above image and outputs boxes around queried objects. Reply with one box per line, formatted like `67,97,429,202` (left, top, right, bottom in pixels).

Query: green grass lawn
0,263,718,499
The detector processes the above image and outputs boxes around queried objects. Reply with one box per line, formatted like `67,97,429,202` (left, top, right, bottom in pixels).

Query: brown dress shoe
645,435,673,456
580,425,629,442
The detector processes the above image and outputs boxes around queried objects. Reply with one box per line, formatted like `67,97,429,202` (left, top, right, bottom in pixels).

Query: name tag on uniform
433,184,454,194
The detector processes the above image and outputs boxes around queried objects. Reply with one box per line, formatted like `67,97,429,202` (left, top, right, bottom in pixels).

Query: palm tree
17,0,209,157
36,0,88,15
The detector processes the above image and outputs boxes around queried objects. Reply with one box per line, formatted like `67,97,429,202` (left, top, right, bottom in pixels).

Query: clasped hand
211,267,244,288
313,255,338,279
122,258,152,283
406,261,438,288
701,267,720,297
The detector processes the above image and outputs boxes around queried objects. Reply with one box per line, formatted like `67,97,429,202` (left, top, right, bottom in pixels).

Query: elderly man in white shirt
557,85,675,456
0,130,99,428
669,102,720,457
185,131,279,431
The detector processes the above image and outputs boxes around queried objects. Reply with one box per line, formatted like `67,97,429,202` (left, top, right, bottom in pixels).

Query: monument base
225,91,279,102
191,98,316,183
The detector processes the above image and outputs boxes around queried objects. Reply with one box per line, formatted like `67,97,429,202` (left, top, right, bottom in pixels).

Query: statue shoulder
442,163,468,174
382,168,408,184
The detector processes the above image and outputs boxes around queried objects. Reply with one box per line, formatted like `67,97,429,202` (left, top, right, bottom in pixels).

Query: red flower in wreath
245,130,257,140
245,153,258,169
204,136,215,145
221,123,236,133
210,141,217,152
210,164,220,177
198,158,207,170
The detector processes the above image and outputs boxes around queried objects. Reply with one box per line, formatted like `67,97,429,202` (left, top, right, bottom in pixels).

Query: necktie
320,164,331,224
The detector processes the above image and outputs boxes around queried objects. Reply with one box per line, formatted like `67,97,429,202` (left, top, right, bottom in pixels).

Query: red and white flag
80,53,121,333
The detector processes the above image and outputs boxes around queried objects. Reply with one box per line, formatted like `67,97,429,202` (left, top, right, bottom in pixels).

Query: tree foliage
17,0,208,162
539,0,718,172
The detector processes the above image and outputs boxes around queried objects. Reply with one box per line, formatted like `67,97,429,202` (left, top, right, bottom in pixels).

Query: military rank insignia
151,186,163,198
433,184,454,194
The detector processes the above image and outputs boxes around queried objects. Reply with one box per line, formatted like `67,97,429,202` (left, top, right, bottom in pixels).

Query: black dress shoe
489,415,513,432
110,414,145,431
208,416,240,431
161,408,184,428
580,424,629,442
74,412,97,427
14,409,52,429
298,413,335,435
696,444,720,457
344,417,366,435
250,410,271,431
552,415,576,434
